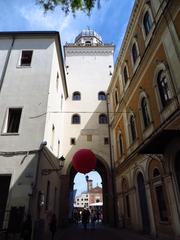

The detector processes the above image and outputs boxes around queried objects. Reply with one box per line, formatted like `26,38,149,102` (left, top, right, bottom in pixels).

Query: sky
0,0,135,195
0,0,135,61
74,171,102,196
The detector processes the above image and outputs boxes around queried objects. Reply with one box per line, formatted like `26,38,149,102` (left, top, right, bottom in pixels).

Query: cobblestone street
54,223,153,240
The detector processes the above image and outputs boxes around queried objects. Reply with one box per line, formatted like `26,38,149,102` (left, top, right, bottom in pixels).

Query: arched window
118,132,124,157
143,11,153,36
141,97,151,128
114,89,119,106
72,91,81,100
153,168,160,177
98,91,106,100
157,70,171,107
72,114,80,124
132,43,138,64
130,115,136,142
123,65,129,84
149,161,169,223
99,114,108,124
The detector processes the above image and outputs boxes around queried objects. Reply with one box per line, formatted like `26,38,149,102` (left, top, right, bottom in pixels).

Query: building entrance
0,175,11,229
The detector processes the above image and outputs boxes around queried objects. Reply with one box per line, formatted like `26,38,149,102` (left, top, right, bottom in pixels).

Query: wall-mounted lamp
41,155,65,175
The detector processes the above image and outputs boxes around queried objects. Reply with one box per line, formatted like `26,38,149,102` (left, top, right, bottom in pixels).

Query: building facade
108,0,180,239
58,29,115,226
0,31,67,237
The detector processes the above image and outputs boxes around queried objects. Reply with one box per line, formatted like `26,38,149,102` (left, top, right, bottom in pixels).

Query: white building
0,31,67,237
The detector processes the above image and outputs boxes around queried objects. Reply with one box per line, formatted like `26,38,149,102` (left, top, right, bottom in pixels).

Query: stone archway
58,156,114,227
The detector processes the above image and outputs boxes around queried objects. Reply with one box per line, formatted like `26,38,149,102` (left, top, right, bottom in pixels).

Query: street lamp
41,155,65,175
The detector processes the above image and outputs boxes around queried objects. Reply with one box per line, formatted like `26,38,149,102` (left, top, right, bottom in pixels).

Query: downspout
0,37,15,92
106,93,117,227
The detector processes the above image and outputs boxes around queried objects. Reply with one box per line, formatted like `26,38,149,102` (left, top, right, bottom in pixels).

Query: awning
138,129,180,154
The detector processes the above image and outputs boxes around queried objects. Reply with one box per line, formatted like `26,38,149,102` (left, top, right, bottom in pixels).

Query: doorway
137,172,150,233
0,175,11,229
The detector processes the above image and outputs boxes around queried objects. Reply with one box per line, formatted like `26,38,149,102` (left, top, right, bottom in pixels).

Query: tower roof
74,29,103,46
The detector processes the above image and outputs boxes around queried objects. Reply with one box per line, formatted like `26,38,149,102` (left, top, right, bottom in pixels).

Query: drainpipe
0,37,15,92
106,93,117,227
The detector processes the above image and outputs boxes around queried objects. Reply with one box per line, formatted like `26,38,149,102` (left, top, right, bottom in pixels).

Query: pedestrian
81,208,90,230
20,213,32,240
49,213,57,240
90,209,96,230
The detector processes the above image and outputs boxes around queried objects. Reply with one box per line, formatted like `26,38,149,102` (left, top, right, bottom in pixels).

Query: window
104,137,109,144
6,108,22,133
51,124,55,149
114,89,119,106
98,91,106,100
20,50,33,66
72,92,81,101
155,185,168,222
99,114,108,124
130,115,136,142
132,43,138,64
143,11,153,36
70,138,76,145
157,70,172,108
118,132,123,156
87,135,92,142
45,181,50,210
72,114,80,124
85,41,91,46
153,168,160,177
57,140,60,157
56,72,59,92
141,97,151,128
123,65,129,84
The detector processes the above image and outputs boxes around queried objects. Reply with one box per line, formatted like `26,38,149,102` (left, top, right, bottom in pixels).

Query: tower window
98,91,106,100
99,114,108,124
87,135,92,142
5,108,22,133
70,138,76,145
72,92,81,101
104,137,109,144
20,50,33,66
72,114,80,124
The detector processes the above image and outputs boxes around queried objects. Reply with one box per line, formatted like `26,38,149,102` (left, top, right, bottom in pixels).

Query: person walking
90,209,96,230
20,213,32,240
81,208,90,230
49,214,57,240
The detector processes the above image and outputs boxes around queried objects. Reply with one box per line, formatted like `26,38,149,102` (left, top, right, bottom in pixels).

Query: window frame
143,11,153,37
141,5,155,45
99,114,108,124
72,114,81,124
98,91,106,101
154,63,174,114
131,38,140,71
129,113,137,144
72,91,81,101
19,50,33,67
2,107,23,135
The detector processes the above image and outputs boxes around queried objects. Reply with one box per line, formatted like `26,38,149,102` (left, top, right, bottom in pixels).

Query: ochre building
108,0,180,239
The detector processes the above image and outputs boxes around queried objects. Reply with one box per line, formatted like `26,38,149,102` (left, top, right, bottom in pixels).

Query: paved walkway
54,223,153,240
